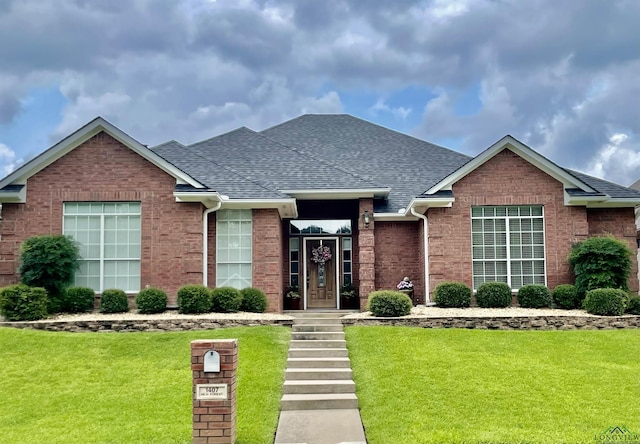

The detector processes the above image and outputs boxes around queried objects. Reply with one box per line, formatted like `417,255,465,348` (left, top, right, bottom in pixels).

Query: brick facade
252,209,283,312
427,149,639,294
374,221,422,302
0,132,203,304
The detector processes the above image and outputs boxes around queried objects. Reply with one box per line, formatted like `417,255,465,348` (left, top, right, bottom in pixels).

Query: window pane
216,209,252,289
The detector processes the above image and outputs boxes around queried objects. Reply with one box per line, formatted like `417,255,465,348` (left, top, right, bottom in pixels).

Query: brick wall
0,132,204,304
252,209,283,312
374,221,422,302
587,207,639,292
358,199,375,309
427,149,596,293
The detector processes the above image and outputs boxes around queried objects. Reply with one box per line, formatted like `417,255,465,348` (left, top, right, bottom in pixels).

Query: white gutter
410,207,430,303
202,201,222,287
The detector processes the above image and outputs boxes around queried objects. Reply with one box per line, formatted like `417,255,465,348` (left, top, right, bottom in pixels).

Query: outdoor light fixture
362,210,371,228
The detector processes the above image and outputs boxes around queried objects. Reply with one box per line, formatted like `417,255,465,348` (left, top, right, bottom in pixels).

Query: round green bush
583,288,628,316
63,286,95,313
177,285,211,314
367,290,412,317
0,284,48,321
135,287,168,314
240,287,268,313
517,284,552,308
211,287,243,313
433,282,471,308
626,295,640,315
476,282,512,308
100,289,129,313
552,284,581,309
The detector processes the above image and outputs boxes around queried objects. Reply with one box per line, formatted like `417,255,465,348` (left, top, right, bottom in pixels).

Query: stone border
0,318,293,333
341,315,640,330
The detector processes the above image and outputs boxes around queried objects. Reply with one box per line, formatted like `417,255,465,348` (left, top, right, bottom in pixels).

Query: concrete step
283,379,355,394
281,393,359,410
287,357,351,368
293,317,344,325
288,348,349,358
291,312,347,318
292,324,344,332
289,339,346,349
285,368,353,380
291,331,345,341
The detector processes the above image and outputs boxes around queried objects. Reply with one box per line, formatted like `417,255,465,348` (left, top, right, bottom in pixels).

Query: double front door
304,238,338,309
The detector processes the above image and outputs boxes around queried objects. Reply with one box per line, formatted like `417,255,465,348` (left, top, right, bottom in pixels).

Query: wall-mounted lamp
362,210,371,228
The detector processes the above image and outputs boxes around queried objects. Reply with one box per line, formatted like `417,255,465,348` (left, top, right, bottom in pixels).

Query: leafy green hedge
517,284,552,308
0,284,48,321
368,290,412,317
100,289,129,313
433,282,471,308
476,282,512,308
177,285,211,314
552,284,581,309
135,287,167,314
240,288,268,313
583,288,628,316
63,286,95,313
626,295,640,315
211,287,243,313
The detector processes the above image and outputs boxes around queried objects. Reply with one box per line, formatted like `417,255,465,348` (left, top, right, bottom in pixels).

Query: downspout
202,201,222,287
410,207,430,303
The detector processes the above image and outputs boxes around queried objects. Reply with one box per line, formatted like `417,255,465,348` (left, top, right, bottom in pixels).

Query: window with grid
216,209,252,289
63,202,141,292
471,205,546,290
342,237,353,285
289,238,299,287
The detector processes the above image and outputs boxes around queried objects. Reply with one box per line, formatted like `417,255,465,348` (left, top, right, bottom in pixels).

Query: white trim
373,212,420,221
0,117,204,191
279,188,390,200
217,198,298,218
302,237,340,310
424,135,596,195
410,207,430,303
202,201,222,287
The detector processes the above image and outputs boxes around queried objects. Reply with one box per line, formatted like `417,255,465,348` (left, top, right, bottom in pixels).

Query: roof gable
0,117,204,197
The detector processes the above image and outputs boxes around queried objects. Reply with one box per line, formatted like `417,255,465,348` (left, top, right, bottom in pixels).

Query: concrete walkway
274,311,367,444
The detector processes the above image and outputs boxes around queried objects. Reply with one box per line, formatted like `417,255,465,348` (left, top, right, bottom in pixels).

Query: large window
216,209,252,288
471,205,546,290
63,202,141,292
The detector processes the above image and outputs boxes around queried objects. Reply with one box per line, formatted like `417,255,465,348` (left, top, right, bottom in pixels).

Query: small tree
568,235,632,299
19,235,79,313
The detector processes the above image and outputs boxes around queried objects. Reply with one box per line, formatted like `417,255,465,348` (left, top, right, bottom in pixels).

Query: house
1,114,638,312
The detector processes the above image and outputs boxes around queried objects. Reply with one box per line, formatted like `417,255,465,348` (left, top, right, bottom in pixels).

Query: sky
0,0,638,186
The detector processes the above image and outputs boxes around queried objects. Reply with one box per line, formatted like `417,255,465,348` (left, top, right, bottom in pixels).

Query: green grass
346,327,640,444
0,326,289,444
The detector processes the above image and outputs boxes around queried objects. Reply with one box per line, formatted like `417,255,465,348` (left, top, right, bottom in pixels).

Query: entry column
358,199,375,310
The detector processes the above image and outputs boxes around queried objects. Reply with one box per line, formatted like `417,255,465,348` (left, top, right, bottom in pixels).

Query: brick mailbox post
191,339,238,444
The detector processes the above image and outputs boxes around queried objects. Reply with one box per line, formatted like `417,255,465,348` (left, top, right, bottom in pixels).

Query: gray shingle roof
151,114,640,211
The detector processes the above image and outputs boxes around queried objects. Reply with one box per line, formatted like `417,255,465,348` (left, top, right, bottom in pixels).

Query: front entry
305,238,338,309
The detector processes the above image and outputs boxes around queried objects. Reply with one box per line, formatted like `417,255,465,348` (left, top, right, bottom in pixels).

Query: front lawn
0,326,289,444
346,327,640,444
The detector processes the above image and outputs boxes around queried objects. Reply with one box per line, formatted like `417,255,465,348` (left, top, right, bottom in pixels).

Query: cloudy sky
0,0,638,186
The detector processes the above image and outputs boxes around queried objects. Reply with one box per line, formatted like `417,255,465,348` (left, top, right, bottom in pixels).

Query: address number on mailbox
196,384,228,400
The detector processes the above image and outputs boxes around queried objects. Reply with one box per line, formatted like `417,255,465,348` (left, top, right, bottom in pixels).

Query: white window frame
63,202,141,293
216,209,252,289
471,205,546,290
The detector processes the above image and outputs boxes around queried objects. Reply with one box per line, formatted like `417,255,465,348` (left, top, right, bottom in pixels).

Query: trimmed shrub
626,295,640,315
0,284,48,321
177,285,211,314
63,286,95,313
211,287,243,313
367,290,412,317
517,284,552,308
569,235,632,300
100,289,129,313
136,287,168,314
476,282,512,308
433,282,471,308
240,287,268,313
583,288,628,316
552,284,581,310
19,234,79,313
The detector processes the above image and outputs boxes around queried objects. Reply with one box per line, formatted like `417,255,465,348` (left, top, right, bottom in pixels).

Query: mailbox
203,349,220,373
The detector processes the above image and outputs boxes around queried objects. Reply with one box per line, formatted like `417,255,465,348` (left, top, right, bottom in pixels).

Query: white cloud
0,142,22,175
369,98,411,120
585,132,640,186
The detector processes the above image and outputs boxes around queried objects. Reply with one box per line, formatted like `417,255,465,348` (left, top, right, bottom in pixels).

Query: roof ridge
187,126,257,148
